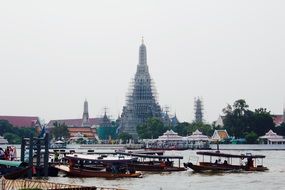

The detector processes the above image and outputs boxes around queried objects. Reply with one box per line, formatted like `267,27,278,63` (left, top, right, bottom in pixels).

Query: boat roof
65,154,138,163
0,160,28,167
197,151,266,159
117,152,183,159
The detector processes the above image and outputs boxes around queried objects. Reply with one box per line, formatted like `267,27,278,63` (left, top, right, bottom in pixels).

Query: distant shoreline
210,144,285,150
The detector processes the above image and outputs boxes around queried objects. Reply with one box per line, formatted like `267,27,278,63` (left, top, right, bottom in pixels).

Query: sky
0,0,285,123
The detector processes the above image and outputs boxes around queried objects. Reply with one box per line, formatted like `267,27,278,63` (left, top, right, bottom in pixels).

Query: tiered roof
187,129,209,141
157,130,183,141
259,130,284,141
68,127,95,139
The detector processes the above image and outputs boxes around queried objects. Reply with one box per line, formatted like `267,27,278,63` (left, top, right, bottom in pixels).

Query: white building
259,130,285,144
187,129,210,149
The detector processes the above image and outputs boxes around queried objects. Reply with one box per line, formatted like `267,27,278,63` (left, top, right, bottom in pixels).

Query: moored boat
55,153,142,178
184,151,268,172
55,165,141,178
118,152,186,172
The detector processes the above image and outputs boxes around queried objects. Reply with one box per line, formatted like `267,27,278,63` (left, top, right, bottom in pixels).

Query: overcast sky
0,0,284,123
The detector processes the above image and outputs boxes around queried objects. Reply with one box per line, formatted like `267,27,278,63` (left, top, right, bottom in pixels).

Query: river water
47,147,285,190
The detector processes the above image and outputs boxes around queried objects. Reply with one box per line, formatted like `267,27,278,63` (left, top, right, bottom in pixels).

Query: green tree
222,99,275,139
250,108,274,136
245,131,258,144
275,123,285,136
4,132,21,144
173,122,214,136
0,120,34,144
137,118,167,139
50,122,69,140
0,120,13,135
172,122,189,136
118,132,132,143
223,99,252,138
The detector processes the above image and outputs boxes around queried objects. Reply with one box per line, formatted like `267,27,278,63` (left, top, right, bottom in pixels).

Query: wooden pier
1,178,126,190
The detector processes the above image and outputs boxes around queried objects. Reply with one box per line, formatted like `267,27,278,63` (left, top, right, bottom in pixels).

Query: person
4,146,11,160
54,151,59,162
10,146,17,161
0,148,5,160
223,160,228,165
246,158,254,169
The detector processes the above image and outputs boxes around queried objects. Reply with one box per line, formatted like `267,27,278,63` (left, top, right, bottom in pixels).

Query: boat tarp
197,151,265,159
0,160,27,167
118,152,183,159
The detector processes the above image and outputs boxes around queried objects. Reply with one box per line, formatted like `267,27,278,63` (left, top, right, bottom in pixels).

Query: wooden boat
0,160,29,178
55,153,142,178
184,151,268,172
118,152,186,172
55,165,141,178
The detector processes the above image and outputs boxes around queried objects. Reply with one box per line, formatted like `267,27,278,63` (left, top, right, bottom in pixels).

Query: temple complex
118,39,163,138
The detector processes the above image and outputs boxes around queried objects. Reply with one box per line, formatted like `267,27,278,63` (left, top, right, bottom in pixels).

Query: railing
1,178,125,190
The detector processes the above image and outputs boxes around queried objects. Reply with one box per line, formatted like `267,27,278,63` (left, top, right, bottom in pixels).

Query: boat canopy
0,160,28,167
197,151,265,159
119,152,183,159
65,154,138,163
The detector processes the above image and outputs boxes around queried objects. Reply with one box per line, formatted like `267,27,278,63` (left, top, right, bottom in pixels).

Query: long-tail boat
55,153,142,178
0,160,30,179
184,151,268,172
117,152,186,172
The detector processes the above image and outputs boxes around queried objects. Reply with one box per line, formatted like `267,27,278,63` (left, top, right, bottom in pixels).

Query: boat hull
55,165,142,178
184,162,268,172
129,163,186,172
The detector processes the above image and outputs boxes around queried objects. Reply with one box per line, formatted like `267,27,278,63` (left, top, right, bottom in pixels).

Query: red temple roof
0,115,39,128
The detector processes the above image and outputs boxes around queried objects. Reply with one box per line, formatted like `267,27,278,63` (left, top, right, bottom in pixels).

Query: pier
1,178,125,190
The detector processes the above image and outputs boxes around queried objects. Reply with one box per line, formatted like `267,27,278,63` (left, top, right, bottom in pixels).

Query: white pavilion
259,130,285,144
186,129,210,149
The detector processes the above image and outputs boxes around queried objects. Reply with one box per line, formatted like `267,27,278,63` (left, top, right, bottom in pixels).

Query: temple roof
0,115,39,128
157,130,183,141
47,118,102,128
187,129,209,141
259,129,284,139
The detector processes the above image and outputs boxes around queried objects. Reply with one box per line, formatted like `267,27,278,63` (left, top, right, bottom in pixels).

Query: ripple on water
49,149,285,190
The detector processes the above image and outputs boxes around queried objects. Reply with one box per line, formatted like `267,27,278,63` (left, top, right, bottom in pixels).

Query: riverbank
210,144,285,150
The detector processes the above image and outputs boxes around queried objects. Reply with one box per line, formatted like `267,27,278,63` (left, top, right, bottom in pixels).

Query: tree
118,132,132,143
4,132,21,144
250,108,275,136
245,131,258,144
275,123,285,136
50,122,69,140
0,120,34,144
0,120,13,136
222,99,275,139
172,122,189,136
137,118,167,139
172,122,214,136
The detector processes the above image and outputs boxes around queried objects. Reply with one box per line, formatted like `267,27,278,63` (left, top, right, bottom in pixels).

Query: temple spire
139,38,147,65
82,99,90,127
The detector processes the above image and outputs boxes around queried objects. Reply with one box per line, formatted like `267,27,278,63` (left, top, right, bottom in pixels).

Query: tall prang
194,97,204,123
82,99,90,127
118,39,162,138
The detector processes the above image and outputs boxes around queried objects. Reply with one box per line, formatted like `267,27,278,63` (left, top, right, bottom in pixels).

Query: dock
1,178,125,190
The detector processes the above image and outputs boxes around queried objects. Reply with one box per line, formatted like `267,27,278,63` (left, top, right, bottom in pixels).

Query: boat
55,153,142,178
118,152,186,172
0,160,30,179
50,140,67,149
184,151,268,172
55,165,141,178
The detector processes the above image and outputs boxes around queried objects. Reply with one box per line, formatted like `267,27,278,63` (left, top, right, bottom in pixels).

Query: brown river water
47,147,285,190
